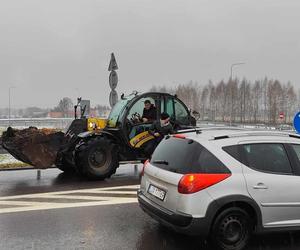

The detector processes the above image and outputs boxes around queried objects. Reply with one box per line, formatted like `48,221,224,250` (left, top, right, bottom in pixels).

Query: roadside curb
0,166,56,171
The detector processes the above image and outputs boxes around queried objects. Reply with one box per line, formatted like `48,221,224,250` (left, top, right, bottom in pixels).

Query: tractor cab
106,92,195,147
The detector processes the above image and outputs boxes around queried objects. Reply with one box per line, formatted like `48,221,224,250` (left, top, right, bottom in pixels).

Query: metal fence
0,118,74,130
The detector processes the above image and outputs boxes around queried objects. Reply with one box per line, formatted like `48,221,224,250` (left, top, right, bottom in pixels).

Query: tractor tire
56,157,76,173
75,137,119,180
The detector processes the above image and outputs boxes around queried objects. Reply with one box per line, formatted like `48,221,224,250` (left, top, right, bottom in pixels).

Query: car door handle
253,183,268,189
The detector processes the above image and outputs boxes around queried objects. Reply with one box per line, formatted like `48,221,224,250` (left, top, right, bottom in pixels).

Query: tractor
2,91,197,180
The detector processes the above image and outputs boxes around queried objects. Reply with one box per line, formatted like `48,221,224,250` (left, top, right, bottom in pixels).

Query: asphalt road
0,166,300,250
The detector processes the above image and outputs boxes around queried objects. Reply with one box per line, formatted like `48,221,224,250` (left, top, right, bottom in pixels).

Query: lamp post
230,62,245,80
8,86,16,126
229,63,245,126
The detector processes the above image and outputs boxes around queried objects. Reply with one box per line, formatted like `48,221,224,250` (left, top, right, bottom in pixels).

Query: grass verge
0,154,30,170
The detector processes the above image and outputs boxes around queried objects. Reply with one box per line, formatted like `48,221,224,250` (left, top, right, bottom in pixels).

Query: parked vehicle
138,128,300,250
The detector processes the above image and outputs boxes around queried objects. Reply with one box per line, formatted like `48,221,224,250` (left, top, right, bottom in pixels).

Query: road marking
0,185,139,214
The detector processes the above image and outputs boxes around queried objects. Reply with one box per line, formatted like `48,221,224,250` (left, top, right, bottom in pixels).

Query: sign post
108,53,119,108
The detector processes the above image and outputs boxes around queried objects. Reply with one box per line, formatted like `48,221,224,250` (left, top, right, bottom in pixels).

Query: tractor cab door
161,95,192,129
125,94,160,143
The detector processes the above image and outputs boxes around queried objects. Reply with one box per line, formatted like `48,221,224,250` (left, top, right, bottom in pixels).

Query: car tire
75,137,119,180
210,207,252,250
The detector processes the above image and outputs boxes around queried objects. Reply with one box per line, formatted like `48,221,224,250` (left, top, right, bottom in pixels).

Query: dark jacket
142,105,157,121
149,120,174,137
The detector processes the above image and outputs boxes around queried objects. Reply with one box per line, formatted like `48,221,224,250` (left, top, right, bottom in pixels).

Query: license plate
148,184,166,201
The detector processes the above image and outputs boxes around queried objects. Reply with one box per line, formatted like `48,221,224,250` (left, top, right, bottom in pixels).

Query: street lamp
8,86,16,126
230,62,245,79
229,62,246,126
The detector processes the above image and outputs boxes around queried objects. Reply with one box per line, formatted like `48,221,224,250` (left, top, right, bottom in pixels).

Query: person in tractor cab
149,112,174,139
143,112,174,156
141,100,157,122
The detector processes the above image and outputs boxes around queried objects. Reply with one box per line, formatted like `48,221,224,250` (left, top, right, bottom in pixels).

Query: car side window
223,145,240,161
241,143,292,174
195,147,231,174
290,144,300,162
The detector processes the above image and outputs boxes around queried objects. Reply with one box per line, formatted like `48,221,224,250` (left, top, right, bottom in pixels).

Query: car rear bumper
138,190,210,237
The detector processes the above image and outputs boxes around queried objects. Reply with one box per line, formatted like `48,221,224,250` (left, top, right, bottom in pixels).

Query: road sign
109,70,118,90
108,53,118,71
294,112,300,133
80,99,90,118
108,53,119,108
279,112,284,120
109,90,118,108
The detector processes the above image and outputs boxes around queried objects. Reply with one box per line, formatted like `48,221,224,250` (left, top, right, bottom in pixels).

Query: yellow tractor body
87,118,107,131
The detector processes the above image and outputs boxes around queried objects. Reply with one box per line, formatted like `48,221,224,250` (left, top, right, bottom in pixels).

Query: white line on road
0,185,140,214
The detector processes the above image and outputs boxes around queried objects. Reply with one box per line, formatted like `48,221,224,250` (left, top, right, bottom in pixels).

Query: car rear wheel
211,207,252,250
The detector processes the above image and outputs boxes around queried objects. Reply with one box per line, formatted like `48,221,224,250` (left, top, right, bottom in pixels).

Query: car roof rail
213,131,300,140
175,126,248,135
199,126,247,131
175,128,202,134
175,127,300,140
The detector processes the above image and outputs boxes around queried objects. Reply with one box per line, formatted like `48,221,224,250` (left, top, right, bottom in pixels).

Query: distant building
48,109,110,119
48,112,64,118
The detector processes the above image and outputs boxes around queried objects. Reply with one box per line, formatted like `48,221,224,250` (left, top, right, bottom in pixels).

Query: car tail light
173,134,186,139
178,173,231,194
141,159,149,176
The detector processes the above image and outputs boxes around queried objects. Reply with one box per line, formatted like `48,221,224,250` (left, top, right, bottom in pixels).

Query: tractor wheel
75,137,119,180
56,157,76,173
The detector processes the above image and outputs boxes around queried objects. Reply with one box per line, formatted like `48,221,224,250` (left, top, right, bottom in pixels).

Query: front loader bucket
1,127,66,169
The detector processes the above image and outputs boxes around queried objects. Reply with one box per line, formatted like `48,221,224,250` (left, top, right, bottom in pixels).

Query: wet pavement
0,165,141,197
0,166,300,249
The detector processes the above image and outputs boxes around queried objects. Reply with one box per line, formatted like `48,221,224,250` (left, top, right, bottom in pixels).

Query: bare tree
55,97,73,117
149,77,299,125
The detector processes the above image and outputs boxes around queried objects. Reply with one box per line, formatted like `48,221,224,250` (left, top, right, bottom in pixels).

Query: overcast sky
0,0,299,108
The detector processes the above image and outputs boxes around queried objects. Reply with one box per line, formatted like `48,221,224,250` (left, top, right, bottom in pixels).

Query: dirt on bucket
1,127,66,169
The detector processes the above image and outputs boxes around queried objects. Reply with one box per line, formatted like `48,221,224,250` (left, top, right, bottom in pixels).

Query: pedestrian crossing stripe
0,185,139,214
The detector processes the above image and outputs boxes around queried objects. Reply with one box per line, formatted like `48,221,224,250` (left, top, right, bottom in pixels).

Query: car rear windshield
150,137,230,174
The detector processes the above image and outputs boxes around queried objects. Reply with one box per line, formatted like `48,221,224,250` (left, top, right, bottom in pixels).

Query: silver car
138,129,300,250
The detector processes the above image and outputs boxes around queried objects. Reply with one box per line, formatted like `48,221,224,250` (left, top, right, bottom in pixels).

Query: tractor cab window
161,96,190,126
165,97,175,120
127,97,157,122
126,96,159,139
174,99,190,125
107,94,135,128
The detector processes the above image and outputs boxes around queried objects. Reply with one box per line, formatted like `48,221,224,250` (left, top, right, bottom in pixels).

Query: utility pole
8,86,16,126
230,63,245,80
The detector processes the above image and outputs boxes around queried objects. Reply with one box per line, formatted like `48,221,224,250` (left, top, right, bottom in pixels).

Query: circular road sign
109,90,118,108
279,112,284,120
109,70,118,90
293,112,300,133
